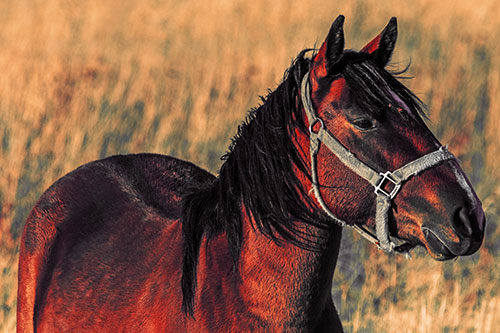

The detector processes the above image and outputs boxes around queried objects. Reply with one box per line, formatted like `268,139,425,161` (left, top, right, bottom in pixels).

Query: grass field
1,0,499,331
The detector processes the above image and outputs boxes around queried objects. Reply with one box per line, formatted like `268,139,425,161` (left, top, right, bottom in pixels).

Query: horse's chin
427,249,457,261
421,230,458,261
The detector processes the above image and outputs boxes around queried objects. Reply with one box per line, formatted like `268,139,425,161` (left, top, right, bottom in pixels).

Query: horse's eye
353,118,376,131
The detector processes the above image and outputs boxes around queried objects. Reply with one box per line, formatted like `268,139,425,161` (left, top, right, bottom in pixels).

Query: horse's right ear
360,17,398,68
310,15,345,87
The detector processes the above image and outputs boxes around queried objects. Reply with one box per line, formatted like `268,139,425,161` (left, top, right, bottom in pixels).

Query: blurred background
1,0,499,331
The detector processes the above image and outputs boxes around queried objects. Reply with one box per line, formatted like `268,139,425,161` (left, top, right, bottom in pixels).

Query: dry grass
1,0,499,331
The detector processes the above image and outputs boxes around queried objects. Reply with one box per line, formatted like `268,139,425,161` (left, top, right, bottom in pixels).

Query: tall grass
1,0,499,331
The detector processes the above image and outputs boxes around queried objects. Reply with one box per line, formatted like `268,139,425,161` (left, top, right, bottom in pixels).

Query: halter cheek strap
300,71,456,254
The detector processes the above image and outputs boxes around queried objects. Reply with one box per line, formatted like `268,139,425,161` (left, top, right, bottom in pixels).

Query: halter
300,71,457,254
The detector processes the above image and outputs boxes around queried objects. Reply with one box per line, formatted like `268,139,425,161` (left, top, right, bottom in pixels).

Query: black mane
181,49,425,315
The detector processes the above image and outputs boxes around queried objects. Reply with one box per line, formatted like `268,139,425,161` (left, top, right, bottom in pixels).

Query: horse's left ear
310,15,345,85
360,17,398,68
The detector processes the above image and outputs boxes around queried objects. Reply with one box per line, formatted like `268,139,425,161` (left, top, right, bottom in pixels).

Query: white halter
300,71,456,254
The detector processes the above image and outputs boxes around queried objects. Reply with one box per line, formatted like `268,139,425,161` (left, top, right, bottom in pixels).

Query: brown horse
17,16,485,332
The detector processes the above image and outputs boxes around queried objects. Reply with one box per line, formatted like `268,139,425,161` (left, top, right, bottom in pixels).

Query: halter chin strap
300,71,456,254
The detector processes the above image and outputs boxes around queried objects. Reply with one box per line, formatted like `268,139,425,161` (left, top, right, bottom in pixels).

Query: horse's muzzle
422,206,485,260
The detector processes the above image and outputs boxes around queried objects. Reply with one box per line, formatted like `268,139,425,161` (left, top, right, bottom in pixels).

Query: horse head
304,15,485,260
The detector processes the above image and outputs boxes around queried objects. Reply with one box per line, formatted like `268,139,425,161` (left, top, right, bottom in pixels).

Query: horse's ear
310,15,345,83
360,17,398,67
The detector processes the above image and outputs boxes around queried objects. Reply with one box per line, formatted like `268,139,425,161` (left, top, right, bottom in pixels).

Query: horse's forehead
321,78,352,109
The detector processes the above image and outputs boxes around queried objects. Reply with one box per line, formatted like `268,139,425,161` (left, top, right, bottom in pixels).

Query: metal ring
309,118,324,134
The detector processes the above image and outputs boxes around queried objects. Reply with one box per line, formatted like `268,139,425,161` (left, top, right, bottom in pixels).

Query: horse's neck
228,122,344,327
231,119,341,318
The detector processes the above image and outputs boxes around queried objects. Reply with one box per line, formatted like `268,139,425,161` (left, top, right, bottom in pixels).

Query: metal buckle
374,171,401,199
309,118,324,134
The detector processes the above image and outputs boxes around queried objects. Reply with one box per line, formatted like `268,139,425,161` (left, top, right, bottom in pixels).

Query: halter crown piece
300,71,457,256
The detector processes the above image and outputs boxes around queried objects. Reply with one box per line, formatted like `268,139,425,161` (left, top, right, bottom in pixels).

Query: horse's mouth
422,227,457,261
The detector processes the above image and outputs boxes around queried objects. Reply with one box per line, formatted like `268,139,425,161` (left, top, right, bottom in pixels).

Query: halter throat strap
300,71,456,253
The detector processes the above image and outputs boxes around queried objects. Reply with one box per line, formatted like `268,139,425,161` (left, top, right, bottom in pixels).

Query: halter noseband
300,71,456,254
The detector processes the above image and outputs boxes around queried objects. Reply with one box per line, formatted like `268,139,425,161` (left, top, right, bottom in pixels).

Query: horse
17,15,485,332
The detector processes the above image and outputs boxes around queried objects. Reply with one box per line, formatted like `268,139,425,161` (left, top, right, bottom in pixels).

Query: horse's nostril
452,207,474,237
